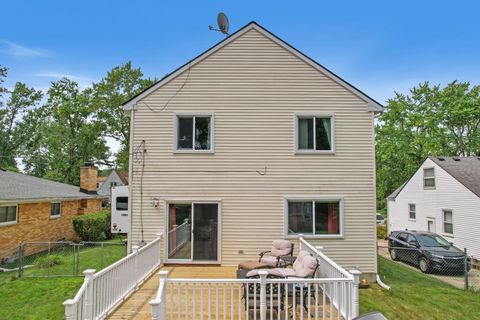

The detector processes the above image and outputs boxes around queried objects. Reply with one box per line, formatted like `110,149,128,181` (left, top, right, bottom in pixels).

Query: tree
91,61,155,170
21,78,111,185
0,69,43,170
376,81,480,209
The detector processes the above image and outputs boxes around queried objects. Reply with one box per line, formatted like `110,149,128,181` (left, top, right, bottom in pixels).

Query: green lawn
360,257,480,320
0,241,126,320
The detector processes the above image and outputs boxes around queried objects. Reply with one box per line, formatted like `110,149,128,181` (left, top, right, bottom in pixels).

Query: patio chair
258,239,294,267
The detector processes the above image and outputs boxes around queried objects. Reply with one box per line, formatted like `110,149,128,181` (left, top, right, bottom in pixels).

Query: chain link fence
378,241,480,291
0,240,127,280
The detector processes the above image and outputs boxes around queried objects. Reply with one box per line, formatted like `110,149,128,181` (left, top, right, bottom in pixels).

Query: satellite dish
209,12,230,36
217,12,229,34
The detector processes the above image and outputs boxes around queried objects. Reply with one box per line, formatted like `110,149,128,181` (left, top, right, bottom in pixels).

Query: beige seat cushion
238,260,270,271
271,240,293,257
260,256,278,267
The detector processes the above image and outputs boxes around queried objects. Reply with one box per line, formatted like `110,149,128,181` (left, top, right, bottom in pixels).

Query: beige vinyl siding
129,28,377,275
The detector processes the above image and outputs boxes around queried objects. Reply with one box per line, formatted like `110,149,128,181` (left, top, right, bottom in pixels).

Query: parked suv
388,230,469,274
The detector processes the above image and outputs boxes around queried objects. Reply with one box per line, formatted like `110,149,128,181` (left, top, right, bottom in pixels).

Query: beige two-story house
122,22,382,281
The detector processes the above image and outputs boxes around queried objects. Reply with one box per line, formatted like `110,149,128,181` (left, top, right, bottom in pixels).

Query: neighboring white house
121,21,383,281
97,169,128,201
388,156,480,259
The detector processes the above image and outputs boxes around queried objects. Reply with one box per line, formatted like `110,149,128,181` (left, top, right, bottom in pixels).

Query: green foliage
377,224,388,239
376,81,480,209
34,255,62,268
72,210,111,241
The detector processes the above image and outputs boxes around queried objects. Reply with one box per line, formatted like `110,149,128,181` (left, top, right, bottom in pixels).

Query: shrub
377,224,388,240
72,210,111,241
35,255,62,268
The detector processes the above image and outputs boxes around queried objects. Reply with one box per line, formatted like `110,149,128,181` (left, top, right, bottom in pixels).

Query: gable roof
0,170,101,202
121,21,384,112
388,156,480,200
114,169,129,185
429,156,480,198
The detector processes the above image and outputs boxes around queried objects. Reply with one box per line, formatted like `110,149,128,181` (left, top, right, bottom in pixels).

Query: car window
397,233,407,242
406,234,417,244
417,234,450,247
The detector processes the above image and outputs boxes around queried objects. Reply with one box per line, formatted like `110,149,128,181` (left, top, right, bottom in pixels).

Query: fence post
63,299,75,320
258,270,268,320
18,243,24,278
349,270,362,319
83,269,96,320
464,248,469,290
132,245,139,290
150,270,169,320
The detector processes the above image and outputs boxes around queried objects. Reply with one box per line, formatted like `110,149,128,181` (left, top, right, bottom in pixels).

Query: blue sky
2,1,479,104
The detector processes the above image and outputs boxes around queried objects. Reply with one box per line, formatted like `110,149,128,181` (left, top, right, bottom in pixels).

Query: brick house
0,164,102,256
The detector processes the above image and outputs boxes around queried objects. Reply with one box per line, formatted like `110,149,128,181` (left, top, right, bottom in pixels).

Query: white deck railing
168,221,190,256
151,237,361,320
64,234,162,320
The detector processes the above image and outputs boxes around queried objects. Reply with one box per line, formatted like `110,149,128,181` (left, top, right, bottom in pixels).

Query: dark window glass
194,117,211,150
0,206,17,223
178,117,194,149
314,201,340,234
51,203,61,217
298,118,314,149
287,201,313,234
315,118,332,150
116,197,128,211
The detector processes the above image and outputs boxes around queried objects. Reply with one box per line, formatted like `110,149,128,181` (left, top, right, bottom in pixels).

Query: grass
0,240,126,319
360,257,480,320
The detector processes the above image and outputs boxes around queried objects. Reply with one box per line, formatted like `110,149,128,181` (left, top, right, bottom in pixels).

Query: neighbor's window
423,168,435,189
408,204,416,220
110,182,117,188
0,205,17,225
443,210,453,235
176,115,212,151
50,202,61,217
116,197,128,211
297,116,333,152
287,200,341,236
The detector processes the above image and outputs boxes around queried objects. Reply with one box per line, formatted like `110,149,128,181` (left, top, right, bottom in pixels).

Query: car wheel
390,249,399,261
419,257,430,273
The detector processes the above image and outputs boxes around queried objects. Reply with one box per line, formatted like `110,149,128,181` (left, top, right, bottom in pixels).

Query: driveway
377,240,480,291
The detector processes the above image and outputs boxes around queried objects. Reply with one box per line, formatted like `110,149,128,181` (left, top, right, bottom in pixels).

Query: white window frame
408,203,416,221
423,167,436,189
284,196,344,239
0,203,18,227
294,113,335,154
50,201,62,219
442,209,454,237
173,113,215,153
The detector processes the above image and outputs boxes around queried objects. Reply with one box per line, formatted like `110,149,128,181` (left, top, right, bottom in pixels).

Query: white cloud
0,40,52,59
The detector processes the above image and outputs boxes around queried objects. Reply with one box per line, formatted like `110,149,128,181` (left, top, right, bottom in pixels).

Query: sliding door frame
164,199,222,264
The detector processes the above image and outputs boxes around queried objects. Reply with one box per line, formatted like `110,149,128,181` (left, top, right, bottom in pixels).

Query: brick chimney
80,162,98,194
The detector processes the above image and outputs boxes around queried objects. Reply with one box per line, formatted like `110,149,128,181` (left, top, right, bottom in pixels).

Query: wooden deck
107,266,340,320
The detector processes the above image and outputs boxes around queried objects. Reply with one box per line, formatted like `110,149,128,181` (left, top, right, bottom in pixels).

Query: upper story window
0,205,17,226
423,168,435,189
285,198,343,238
296,115,334,153
50,202,61,218
175,115,213,152
408,203,416,220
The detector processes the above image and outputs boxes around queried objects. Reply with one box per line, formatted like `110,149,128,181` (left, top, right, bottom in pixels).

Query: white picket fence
64,234,162,320
151,236,361,320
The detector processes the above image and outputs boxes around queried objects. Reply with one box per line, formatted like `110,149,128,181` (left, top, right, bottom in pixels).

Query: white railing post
150,270,169,320
349,270,362,319
258,270,268,320
83,269,96,320
63,299,75,320
132,245,139,289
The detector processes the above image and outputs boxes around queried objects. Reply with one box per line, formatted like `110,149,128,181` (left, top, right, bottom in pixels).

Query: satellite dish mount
209,12,230,36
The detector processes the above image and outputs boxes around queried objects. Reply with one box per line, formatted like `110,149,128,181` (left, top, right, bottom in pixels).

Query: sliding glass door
167,202,219,262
